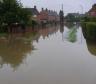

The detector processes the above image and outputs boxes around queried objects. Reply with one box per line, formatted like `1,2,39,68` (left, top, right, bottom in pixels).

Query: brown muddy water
0,24,96,84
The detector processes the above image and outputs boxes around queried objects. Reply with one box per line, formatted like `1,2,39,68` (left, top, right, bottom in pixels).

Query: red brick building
24,6,60,24
88,4,96,16
37,8,60,24
37,8,49,23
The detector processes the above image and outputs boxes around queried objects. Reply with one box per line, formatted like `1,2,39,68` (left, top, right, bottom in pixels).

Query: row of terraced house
24,6,60,24
87,4,96,16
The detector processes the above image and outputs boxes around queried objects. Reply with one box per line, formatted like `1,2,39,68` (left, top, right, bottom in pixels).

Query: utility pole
62,4,63,11
59,4,64,23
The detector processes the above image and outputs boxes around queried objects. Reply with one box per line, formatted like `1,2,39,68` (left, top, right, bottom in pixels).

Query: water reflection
65,22,76,29
86,41,96,56
0,24,95,65
60,23,64,41
0,25,60,70
60,23,64,33
0,23,95,71
38,24,59,40
0,24,96,84
0,33,36,70
82,25,96,56
61,22,79,43
67,26,77,42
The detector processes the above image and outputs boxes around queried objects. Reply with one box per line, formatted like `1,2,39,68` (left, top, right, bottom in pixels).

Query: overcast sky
21,0,96,14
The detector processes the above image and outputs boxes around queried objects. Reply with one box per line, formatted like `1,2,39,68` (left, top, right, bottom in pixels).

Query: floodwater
0,23,96,84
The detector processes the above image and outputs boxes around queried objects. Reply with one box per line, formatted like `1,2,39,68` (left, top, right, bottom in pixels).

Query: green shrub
82,22,96,40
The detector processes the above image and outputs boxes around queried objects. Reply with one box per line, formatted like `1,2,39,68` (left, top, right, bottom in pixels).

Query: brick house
24,6,60,24
88,4,96,16
37,8,49,23
48,10,60,22
37,8,60,24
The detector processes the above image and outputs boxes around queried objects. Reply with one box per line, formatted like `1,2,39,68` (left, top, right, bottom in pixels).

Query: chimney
92,4,96,9
42,8,44,11
34,5,36,9
46,8,48,11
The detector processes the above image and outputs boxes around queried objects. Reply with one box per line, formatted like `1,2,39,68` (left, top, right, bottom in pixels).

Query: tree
65,13,80,22
0,0,31,32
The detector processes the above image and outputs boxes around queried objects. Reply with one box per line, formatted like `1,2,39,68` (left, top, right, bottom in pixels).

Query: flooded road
0,24,96,84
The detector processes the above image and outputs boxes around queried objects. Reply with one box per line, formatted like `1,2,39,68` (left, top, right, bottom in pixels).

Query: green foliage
83,16,96,22
0,0,31,32
82,22,96,40
67,27,77,42
82,14,96,41
32,20,38,26
65,22,75,29
86,41,96,56
65,13,80,22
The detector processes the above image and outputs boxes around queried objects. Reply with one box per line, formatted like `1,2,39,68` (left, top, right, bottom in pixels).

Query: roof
23,7,39,15
48,11,58,16
88,4,96,13
39,9,58,16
